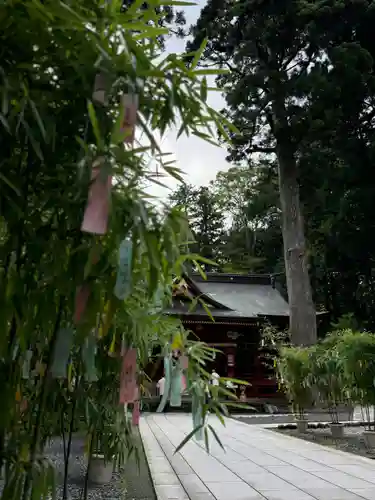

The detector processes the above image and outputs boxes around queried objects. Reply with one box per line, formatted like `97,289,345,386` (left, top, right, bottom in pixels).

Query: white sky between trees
144,0,231,200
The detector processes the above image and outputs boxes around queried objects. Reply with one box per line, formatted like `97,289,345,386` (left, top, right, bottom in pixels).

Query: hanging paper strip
114,238,133,300
51,328,74,379
119,348,137,404
132,386,140,426
22,350,33,379
156,356,171,413
170,359,182,408
180,355,188,371
92,73,109,106
81,160,112,235
121,93,138,144
82,333,98,382
74,284,90,324
181,374,187,393
192,391,203,441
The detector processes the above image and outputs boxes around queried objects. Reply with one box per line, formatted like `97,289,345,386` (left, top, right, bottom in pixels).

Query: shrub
307,332,346,423
277,347,311,418
337,330,375,429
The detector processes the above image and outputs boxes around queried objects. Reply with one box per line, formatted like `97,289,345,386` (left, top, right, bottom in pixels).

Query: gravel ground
273,425,375,460
0,429,156,500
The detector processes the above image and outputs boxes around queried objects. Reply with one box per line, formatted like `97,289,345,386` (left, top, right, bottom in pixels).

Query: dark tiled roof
197,281,289,317
167,273,290,319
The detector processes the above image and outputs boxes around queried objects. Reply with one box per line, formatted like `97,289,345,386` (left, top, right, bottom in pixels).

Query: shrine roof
166,272,290,320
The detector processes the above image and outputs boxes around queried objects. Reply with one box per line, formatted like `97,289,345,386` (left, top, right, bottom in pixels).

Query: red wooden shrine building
164,273,291,400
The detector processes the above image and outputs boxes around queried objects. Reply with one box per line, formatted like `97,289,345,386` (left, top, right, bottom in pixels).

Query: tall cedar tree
187,0,375,345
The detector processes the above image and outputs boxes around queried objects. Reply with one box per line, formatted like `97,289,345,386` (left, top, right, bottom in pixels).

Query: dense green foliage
175,0,375,334
278,330,375,428
0,0,233,498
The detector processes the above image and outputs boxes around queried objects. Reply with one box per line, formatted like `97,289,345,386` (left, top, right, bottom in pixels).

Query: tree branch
248,145,276,153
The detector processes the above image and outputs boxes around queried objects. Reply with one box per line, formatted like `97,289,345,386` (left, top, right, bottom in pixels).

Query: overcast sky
147,0,231,199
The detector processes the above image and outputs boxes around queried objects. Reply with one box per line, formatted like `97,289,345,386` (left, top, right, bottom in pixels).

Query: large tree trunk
277,145,317,345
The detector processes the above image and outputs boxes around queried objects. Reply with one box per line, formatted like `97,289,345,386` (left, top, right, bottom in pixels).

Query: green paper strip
114,238,133,300
156,356,171,413
170,359,182,407
51,328,74,379
82,333,98,382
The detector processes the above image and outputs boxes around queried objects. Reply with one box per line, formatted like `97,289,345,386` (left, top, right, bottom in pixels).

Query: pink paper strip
181,374,186,392
74,285,90,324
81,164,112,235
119,348,137,404
180,355,188,370
132,400,140,426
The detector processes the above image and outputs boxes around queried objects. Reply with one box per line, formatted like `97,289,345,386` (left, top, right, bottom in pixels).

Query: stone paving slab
140,414,375,500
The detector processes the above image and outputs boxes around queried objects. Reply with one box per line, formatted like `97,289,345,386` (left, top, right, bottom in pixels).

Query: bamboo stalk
62,373,80,500
22,299,63,500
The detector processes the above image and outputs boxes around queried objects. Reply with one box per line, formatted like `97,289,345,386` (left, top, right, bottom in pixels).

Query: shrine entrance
163,272,293,400
206,343,237,378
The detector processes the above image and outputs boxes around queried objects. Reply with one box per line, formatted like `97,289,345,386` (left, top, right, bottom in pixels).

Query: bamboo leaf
29,99,47,141
0,173,20,196
59,1,85,23
193,260,207,280
204,426,210,453
174,424,204,454
87,100,103,149
212,405,226,426
189,254,218,267
226,402,255,412
22,118,44,160
191,68,229,76
133,27,169,41
198,297,214,322
208,424,225,451
190,38,208,70
159,0,197,4
0,112,10,133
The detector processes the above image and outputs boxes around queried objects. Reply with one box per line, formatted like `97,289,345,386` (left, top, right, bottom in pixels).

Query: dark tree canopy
186,0,375,344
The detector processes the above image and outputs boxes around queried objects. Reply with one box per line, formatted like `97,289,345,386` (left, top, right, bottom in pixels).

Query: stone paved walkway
140,413,375,500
